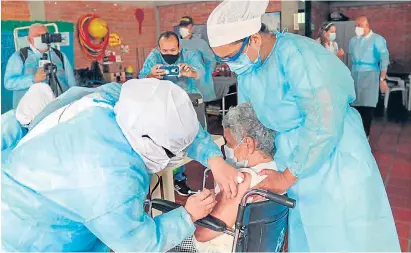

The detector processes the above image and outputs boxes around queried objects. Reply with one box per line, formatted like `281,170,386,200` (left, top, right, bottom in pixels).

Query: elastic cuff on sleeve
177,206,196,232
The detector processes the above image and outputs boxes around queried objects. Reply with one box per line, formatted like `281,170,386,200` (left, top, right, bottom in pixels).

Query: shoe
174,179,192,197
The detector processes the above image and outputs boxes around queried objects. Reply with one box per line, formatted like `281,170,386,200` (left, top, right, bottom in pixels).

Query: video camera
41,32,62,44
40,32,64,97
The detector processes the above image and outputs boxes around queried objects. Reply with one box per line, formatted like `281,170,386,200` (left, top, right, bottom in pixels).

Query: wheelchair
150,189,296,252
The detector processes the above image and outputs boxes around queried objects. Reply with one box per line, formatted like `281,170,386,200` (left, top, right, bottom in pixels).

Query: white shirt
364,30,374,39
316,38,339,55
194,161,279,253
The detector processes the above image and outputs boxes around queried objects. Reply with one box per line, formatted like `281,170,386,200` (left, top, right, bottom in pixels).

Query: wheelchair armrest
195,215,228,233
151,199,228,232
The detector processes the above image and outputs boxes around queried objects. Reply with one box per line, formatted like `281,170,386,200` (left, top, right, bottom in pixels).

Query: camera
41,33,62,44
40,53,64,97
159,65,180,76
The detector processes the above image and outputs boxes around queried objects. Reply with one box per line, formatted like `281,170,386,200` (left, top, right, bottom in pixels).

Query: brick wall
159,0,281,32
332,3,411,72
1,1,30,20
311,1,330,39
44,1,157,70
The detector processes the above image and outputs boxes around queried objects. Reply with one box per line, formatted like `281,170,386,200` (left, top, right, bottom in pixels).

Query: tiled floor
176,116,411,252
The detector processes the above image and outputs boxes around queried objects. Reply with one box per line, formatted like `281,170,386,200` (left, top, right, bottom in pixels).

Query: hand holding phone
150,64,166,79
159,65,180,77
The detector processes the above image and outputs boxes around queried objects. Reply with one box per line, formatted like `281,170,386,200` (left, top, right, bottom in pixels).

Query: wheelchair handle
240,189,296,208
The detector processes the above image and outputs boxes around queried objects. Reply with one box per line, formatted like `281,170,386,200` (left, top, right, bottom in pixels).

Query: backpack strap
19,46,65,70
19,47,31,65
51,47,65,70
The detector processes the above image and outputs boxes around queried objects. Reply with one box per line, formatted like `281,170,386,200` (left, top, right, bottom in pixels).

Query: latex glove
208,157,244,199
185,189,217,222
252,168,297,202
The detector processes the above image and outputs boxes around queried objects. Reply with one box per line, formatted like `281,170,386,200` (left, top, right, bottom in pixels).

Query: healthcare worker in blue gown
1,79,218,252
178,16,217,102
185,0,400,251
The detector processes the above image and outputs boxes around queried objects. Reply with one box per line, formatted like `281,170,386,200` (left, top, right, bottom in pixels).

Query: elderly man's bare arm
194,172,252,242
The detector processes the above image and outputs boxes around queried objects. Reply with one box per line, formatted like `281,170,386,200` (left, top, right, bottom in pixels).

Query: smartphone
159,65,180,76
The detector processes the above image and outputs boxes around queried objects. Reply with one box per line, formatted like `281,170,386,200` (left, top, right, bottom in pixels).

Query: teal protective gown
189,32,400,252
349,31,389,107
139,48,205,96
1,83,222,252
180,35,217,102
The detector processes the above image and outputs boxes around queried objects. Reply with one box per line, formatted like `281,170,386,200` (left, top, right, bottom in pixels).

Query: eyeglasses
215,37,250,63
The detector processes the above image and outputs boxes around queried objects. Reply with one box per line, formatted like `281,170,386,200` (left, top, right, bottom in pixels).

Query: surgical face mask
33,36,48,51
165,151,188,170
328,33,336,41
224,142,248,169
179,27,191,38
355,27,364,37
161,53,180,65
226,43,261,76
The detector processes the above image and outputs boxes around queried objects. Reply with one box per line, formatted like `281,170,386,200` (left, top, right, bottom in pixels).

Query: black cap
179,16,193,26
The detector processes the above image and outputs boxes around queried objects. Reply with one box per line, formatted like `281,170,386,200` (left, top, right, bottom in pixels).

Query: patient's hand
185,189,217,222
252,169,297,202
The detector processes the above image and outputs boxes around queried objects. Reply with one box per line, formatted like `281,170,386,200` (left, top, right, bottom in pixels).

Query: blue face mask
215,37,262,76
226,43,262,75
328,33,336,41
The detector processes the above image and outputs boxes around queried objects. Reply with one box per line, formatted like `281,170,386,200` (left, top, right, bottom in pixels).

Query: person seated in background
194,103,279,253
178,16,217,102
139,31,206,196
2,79,217,252
315,22,344,60
4,23,76,109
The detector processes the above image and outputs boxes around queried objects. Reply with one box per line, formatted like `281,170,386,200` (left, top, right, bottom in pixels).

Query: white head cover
15,83,56,126
207,0,269,47
114,78,199,173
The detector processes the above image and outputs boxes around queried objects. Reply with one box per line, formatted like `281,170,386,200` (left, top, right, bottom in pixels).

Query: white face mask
179,27,191,38
355,27,365,37
164,151,188,170
224,142,248,169
33,36,48,51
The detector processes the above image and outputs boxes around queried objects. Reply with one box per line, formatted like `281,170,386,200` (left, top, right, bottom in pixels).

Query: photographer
139,31,205,197
4,23,76,109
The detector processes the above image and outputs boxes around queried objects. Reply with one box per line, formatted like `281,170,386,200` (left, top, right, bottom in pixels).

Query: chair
150,189,296,252
385,76,407,109
207,77,237,116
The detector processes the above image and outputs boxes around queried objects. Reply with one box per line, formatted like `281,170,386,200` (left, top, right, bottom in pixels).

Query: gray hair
222,103,275,157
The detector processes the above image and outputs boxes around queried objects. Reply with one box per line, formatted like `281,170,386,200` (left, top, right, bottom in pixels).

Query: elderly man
139,31,206,196
349,16,390,139
1,79,217,252
193,103,281,252
4,23,76,109
179,16,217,102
